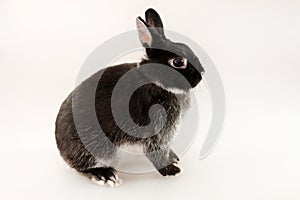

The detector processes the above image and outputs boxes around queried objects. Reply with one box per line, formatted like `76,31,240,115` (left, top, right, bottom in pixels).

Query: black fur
55,8,204,184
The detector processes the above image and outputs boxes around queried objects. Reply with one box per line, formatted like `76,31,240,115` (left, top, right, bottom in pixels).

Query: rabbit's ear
136,17,153,47
145,8,165,38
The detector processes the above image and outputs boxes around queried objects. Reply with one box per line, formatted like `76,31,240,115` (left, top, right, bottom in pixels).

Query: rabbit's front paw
169,150,180,164
158,163,182,176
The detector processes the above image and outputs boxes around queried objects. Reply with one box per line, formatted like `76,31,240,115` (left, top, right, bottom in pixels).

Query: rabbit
55,8,205,187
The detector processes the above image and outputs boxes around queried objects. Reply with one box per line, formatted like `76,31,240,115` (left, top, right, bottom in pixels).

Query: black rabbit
55,8,204,186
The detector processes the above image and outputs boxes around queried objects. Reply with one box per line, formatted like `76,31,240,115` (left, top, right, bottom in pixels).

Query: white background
0,0,300,199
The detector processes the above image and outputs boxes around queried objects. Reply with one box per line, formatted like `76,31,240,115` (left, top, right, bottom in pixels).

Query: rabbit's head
136,8,204,91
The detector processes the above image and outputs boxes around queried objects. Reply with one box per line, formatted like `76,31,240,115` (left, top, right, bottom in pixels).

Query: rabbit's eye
169,57,187,69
